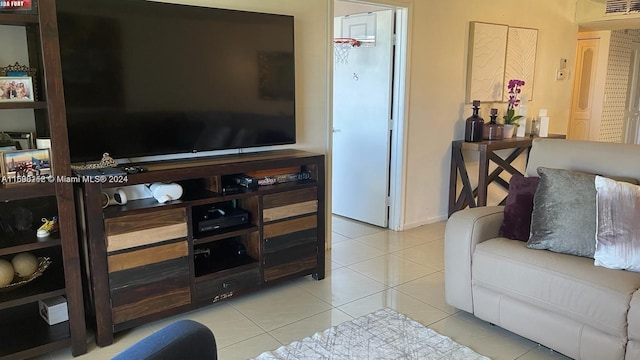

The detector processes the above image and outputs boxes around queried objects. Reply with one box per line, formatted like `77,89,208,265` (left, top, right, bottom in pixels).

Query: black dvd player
196,207,249,233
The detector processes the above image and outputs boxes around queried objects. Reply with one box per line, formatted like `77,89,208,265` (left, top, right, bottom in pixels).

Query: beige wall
576,0,607,21
356,0,578,226
1,0,579,228
334,1,388,16
576,0,640,30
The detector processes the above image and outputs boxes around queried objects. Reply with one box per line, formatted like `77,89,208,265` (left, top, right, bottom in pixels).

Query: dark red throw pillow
499,175,540,241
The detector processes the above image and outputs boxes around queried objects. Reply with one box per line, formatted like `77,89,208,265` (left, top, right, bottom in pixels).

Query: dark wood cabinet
76,149,325,347
0,1,87,358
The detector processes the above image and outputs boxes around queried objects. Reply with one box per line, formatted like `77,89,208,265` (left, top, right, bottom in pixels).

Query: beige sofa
444,138,640,360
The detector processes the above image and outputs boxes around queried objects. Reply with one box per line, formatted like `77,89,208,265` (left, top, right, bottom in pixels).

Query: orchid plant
503,79,525,127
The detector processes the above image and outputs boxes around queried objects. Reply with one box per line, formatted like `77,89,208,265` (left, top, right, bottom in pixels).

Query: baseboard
402,214,448,230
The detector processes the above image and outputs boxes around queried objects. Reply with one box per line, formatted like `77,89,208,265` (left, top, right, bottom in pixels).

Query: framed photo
0,77,34,102
0,63,39,100
0,131,36,150
2,148,52,184
0,76,34,101
0,146,17,152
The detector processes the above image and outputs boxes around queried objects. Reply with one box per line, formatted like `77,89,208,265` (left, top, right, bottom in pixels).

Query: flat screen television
56,0,296,163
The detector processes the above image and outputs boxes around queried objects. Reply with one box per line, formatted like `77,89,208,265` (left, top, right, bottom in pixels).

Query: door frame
328,0,412,232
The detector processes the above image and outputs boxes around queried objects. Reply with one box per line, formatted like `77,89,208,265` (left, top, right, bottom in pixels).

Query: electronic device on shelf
224,174,258,189
56,0,296,163
121,166,146,174
74,167,127,178
192,203,250,234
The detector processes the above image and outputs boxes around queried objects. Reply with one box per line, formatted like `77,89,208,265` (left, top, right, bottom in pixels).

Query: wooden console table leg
449,143,476,216
448,146,458,216
477,149,489,207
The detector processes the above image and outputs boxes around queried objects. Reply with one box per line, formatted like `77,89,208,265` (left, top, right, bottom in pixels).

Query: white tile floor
42,216,570,360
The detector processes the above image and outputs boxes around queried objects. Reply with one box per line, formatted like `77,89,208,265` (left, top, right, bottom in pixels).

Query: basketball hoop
333,38,361,64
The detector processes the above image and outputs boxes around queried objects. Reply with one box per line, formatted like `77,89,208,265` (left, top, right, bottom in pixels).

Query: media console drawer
104,208,188,252
264,242,317,281
263,213,318,281
264,228,317,253
263,215,317,239
195,265,260,303
107,240,188,272
109,256,191,324
263,188,317,222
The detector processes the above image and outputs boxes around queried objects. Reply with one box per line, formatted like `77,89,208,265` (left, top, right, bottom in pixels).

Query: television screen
56,0,296,163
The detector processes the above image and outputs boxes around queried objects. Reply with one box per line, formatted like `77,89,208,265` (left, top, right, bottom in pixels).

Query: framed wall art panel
503,27,538,101
466,22,508,102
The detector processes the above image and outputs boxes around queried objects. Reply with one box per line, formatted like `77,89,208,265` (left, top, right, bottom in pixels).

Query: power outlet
556,69,568,81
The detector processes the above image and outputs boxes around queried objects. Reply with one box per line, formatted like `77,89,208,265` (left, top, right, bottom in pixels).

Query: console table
448,135,565,217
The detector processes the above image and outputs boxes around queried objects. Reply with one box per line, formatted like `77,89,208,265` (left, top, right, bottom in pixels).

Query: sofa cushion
527,167,596,258
594,175,640,272
472,238,640,338
499,175,540,241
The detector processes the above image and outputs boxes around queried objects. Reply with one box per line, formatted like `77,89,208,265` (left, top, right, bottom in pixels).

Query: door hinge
385,196,391,206
392,33,397,46
389,119,393,131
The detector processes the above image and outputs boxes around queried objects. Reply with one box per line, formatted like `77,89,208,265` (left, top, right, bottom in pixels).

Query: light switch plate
560,58,568,69
556,69,568,80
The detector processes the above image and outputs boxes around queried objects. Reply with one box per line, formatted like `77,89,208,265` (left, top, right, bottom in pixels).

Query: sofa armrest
444,206,504,313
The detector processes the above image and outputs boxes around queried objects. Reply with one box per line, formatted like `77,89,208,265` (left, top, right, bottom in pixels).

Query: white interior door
332,10,394,227
569,38,599,140
623,43,640,144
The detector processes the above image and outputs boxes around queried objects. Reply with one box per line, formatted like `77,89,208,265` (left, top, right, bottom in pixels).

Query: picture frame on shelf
0,63,39,99
1,148,52,184
0,131,36,150
0,76,35,102
0,145,17,152
0,132,21,150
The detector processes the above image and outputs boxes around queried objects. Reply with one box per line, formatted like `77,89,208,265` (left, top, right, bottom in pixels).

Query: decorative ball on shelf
12,253,38,278
0,259,14,286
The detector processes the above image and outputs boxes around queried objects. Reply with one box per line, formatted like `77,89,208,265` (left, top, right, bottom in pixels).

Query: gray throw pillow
527,167,597,258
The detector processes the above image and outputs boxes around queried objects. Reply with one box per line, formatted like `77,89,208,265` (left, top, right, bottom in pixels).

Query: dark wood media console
76,149,325,347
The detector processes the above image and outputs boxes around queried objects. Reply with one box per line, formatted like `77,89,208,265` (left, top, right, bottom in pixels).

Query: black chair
111,320,217,360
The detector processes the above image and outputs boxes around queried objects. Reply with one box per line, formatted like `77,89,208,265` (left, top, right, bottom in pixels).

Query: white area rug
253,308,490,360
